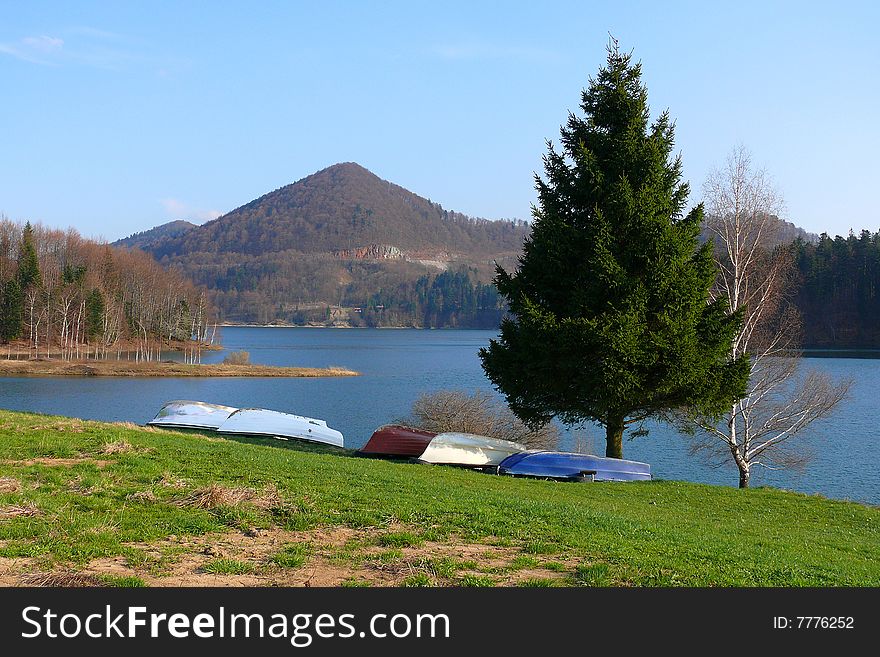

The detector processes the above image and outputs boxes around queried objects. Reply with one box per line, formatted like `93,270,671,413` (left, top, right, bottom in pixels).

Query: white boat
216,408,344,447
417,432,527,467
147,400,237,430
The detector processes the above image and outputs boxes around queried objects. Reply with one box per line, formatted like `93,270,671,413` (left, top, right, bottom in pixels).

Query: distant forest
794,230,880,348
0,220,212,360
197,256,506,329
7,218,880,345
129,222,880,342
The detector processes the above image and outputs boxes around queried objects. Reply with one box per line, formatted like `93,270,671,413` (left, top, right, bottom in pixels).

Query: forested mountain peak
114,220,197,251
111,163,530,326
118,162,530,260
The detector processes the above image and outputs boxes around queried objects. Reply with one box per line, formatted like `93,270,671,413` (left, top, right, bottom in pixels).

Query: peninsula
0,359,358,378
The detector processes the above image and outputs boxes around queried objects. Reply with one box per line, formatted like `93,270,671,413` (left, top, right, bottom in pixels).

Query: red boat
359,424,437,458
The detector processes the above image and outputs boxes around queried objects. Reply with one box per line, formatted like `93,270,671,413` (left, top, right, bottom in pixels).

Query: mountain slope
114,219,197,251
132,163,528,260
116,163,529,326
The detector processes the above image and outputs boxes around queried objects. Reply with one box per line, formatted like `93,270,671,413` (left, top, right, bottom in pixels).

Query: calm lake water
1,327,877,505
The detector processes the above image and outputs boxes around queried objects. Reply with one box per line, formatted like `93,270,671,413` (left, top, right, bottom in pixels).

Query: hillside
116,163,529,326
113,219,197,251
0,409,877,587
137,163,528,259
699,215,817,247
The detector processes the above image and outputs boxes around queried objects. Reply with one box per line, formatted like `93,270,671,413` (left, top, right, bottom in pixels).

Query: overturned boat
147,400,237,430
216,408,344,447
498,451,651,482
418,432,527,467
359,424,437,458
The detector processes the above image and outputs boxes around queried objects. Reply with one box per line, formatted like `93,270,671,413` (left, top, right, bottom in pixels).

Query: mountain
115,163,531,327
137,163,528,260
699,215,818,247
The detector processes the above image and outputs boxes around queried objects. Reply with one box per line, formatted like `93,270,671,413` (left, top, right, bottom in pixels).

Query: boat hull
147,400,237,430
498,451,651,481
418,432,527,467
359,425,437,458
216,408,344,447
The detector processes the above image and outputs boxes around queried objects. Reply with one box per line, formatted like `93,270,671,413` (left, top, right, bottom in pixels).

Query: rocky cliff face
333,244,404,260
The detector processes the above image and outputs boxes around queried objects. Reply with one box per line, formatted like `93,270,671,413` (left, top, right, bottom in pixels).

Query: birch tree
685,146,850,487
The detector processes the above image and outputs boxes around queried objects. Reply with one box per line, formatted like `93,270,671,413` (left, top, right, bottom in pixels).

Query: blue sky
1,1,877,241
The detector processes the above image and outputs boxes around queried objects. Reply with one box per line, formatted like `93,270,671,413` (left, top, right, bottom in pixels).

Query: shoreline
217,323,493,330
0,342,222,360
0,359,359,378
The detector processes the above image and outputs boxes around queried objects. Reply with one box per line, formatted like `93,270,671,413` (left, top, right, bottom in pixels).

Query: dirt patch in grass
101,440,133,455
126,490,157,502
0,502,40,519
0,557,37,587
19,571,105,587
0,525,574,588
358,541,572,586
1,457,112,468
0,477,21,493
174,484,282,510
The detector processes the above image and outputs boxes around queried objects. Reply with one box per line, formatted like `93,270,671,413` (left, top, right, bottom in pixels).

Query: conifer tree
480,42,749,459
16,222,42,290
85,288,105,340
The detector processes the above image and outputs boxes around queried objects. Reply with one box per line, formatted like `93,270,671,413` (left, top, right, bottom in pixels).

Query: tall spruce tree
17,222,42,290
480,42,749,459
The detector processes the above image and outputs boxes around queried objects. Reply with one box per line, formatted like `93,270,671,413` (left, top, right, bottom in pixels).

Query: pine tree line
793,230,880,348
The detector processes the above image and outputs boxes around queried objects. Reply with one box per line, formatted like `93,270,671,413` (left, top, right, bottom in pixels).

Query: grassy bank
0,410,876,587
0,360,358,378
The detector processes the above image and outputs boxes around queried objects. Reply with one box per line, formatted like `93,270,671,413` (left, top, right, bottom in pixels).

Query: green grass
272,542,312,569
457,574,497,587
0,409,878,586
99,574,148,587
340,578,372,587
201,559,254,575
571,563,612,586
519,577,561,588
378,531,424,548
509,555,541,569
401,573,432,587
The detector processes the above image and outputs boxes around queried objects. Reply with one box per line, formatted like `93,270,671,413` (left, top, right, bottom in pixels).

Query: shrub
410,390,559,449
223,350,250,365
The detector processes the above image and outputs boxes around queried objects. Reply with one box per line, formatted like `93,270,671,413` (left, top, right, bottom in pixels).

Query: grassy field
0,409,877,587
0,360,358,378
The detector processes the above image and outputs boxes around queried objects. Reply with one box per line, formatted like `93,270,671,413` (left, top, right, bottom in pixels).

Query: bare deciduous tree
0,219,213,360
410,390,560,450
683,146,850,487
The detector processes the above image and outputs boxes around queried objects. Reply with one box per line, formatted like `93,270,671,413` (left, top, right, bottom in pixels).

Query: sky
1,1,878,242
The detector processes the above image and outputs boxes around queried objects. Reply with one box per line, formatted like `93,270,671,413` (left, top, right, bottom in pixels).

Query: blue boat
498,451,651,482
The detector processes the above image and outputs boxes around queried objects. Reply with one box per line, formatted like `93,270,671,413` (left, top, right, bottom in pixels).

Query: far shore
217,323,489,329
0,359,359,378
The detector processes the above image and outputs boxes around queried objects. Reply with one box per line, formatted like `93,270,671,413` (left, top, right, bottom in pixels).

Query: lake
1,327,876,505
